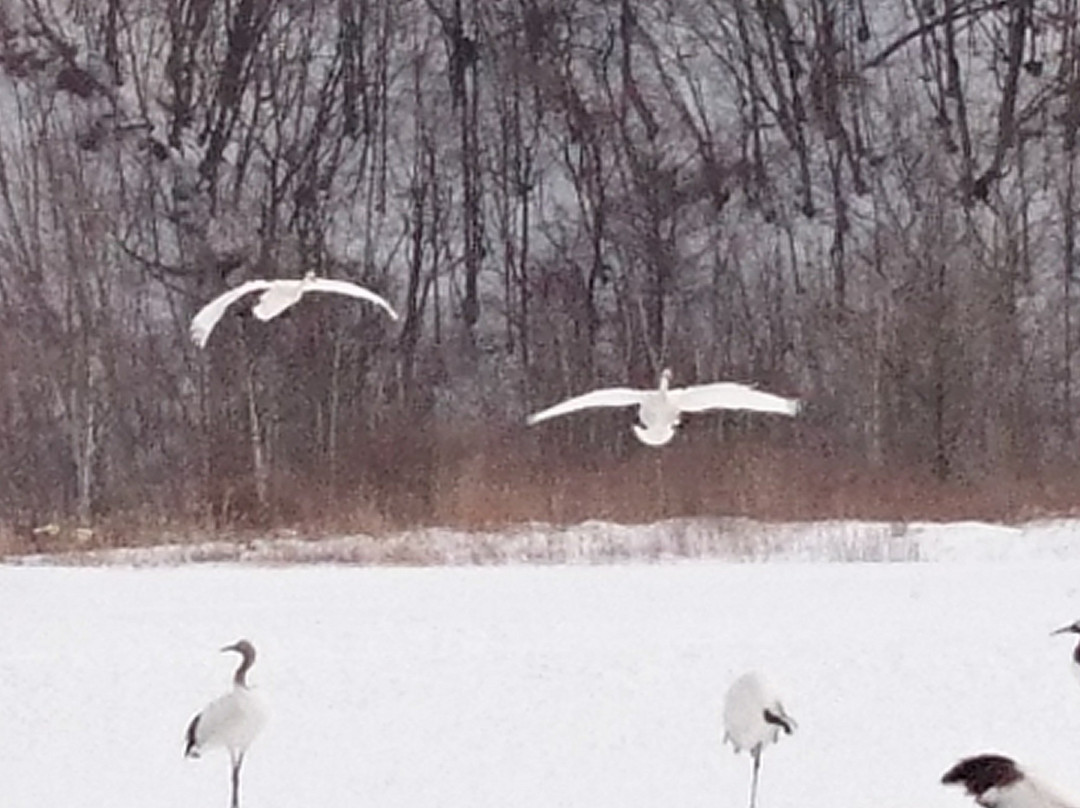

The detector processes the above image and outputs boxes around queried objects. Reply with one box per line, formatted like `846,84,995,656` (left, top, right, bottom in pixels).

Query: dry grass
420,434,1080,528
4,427,1080,559
7,519,922,567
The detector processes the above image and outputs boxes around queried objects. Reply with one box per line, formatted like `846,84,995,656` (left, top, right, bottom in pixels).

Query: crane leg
749,747,762,808
230,752,244,808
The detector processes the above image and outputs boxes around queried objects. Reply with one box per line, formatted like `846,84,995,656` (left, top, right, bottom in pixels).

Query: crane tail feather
184,714,201,758
763,708,795,734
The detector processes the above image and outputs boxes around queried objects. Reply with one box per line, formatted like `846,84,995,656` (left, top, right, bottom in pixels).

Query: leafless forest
1,0,1079,546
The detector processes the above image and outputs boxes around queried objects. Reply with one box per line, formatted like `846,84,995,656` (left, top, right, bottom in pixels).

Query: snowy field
5,520,1080,808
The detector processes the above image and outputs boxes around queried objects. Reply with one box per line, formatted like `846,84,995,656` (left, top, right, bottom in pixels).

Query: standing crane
185,640,267,808
722,671,796,808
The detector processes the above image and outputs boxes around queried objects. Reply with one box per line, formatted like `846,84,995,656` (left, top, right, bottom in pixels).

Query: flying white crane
1051,620,1080,687
526,369,800,447
722,671,796,808
190,271,399,348
185,640,267,808
943,754,1080,808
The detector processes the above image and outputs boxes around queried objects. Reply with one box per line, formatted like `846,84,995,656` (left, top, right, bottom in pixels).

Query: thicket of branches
1,0,1078,540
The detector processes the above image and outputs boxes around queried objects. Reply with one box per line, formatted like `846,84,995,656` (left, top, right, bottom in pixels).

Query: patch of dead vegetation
3,429,1078,561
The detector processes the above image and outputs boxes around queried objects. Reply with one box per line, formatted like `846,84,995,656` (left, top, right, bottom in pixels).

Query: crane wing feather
527,388,646,425
185,688,265,755
190,281,271,348
669,383,799,416
304,278,399,320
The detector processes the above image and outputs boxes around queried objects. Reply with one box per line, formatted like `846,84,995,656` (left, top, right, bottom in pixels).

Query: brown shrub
4,422,1080,557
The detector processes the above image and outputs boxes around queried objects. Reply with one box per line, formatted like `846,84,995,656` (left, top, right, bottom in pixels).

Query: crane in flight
190,271,398,348
527,369,800,446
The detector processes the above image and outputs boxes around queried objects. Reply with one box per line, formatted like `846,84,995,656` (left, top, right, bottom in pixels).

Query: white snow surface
5,519,1080,807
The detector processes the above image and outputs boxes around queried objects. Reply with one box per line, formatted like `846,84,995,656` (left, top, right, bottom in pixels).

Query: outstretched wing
304,278,399,320
526,388,647,425
669,382,800,416
190,280,271,348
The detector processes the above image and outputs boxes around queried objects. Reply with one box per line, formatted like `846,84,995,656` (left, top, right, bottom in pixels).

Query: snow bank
10,517,1080,567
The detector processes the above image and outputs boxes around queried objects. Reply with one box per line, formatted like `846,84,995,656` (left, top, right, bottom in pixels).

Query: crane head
942,754,1022,798
221,639,256,658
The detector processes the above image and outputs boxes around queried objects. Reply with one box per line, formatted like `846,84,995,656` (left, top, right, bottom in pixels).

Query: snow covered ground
4,519,1080,808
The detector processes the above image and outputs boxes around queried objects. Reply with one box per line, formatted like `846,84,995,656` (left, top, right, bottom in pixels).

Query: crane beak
1051,624,1079,636
220,642,241,653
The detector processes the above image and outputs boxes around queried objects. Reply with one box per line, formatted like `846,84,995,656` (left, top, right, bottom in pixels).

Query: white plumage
943,754,1080,808
723,671,796,808
526,368,800,446
185,640,267,808
190,271,399,348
